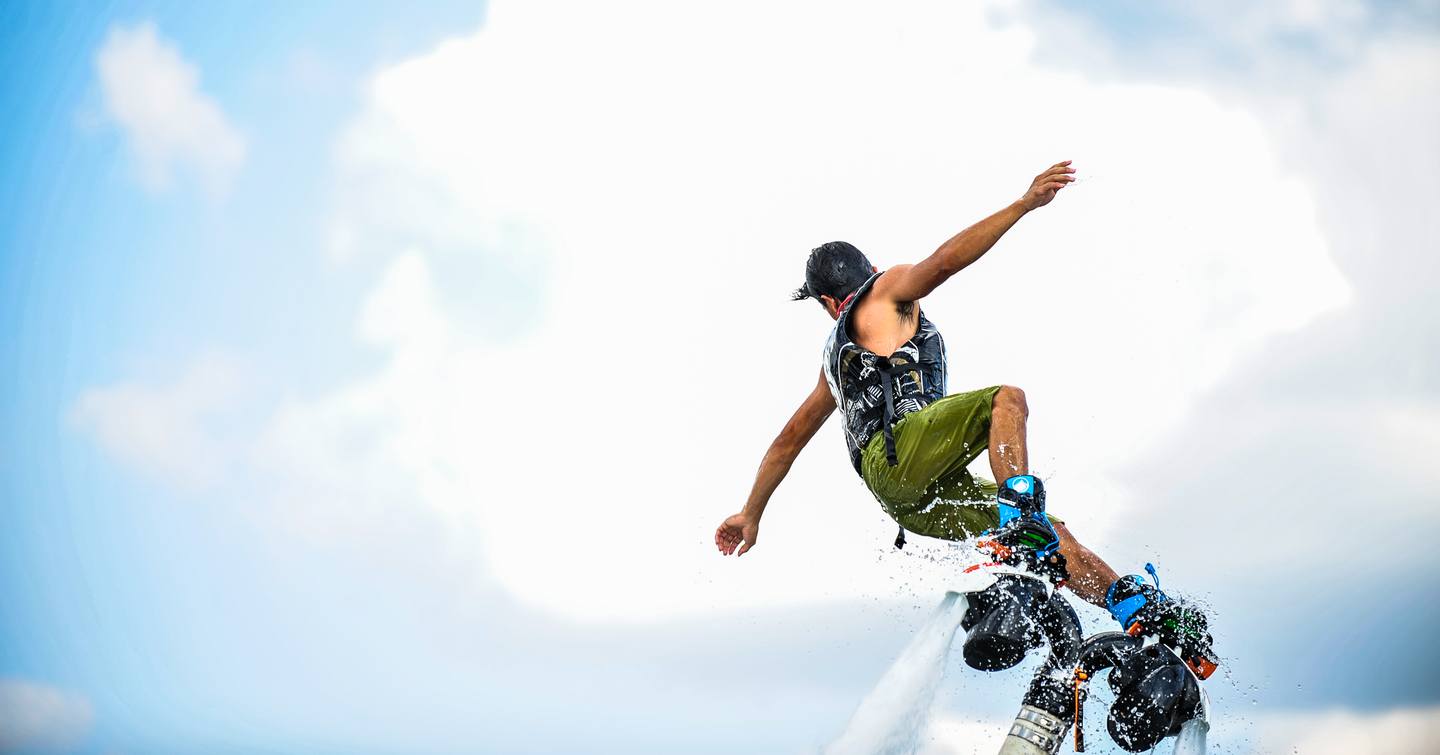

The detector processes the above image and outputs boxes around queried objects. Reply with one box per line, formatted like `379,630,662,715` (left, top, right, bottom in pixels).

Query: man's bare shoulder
869,266,921,317
872,264,915,297
851,268,920,352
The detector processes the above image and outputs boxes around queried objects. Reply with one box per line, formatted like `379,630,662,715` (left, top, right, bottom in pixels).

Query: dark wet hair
791,241,873,303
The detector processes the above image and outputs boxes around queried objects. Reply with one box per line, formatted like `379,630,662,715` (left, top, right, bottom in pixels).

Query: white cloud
1247,705,1440,755
0,679,93,753
307,0,1349,619
80,0,1358,623
70,354,247,491
1003,0,1440,590
95,22,246,195
247,252,495,545
1188,0,1372,55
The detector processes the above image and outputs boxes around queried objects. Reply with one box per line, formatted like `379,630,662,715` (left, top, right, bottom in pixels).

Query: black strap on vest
874,357,931,466
879,356,927,551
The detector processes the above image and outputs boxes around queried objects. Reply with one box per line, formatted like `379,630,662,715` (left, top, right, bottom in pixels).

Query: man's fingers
1038,163,1074,181
717,526,736,553
715,519,755,557
1034,173,1073,188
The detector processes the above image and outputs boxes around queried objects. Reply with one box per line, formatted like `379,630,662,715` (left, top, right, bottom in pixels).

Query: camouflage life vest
822,272,947,475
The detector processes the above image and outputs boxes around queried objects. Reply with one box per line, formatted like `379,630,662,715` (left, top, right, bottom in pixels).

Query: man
714,161,1207,640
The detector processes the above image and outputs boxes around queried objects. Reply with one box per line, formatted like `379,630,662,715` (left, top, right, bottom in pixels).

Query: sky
1,1,1437,753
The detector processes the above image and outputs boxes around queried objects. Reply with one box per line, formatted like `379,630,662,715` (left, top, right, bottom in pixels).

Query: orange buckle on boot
1187,655,1218,680
975,539,1013,561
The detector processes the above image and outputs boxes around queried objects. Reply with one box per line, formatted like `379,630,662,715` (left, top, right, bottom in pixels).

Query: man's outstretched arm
876,160,1075,303
716,370,836,556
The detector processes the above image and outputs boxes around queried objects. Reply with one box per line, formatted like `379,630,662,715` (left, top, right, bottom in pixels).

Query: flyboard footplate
946,563,1056,599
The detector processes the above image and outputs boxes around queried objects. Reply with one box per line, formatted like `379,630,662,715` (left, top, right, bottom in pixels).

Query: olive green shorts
860,386,1061,541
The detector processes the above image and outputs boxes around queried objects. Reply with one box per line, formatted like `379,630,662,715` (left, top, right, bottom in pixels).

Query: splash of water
1172,718,1209,754
824,592,970,755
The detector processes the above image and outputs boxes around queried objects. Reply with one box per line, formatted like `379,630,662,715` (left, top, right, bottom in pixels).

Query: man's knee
994,385,1028,417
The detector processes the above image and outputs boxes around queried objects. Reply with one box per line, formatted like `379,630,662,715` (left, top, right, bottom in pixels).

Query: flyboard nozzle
998,705,1068,755
1106,643,1206,752
960,574,1045,671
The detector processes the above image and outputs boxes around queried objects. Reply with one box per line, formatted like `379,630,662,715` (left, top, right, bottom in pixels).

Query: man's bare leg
1054,523,1120,608
988,385,1029,482
988,385,1120,609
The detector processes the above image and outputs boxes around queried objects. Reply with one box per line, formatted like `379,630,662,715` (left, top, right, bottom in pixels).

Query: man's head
792,241,877,319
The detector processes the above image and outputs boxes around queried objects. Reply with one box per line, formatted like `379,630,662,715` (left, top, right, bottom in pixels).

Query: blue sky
2,1,1438,753
2,3,489,751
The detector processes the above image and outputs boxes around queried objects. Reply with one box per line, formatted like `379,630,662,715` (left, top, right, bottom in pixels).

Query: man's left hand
715,512,758,556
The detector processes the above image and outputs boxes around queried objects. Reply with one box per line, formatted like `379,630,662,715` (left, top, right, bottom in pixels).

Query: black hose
1020,589,1084,721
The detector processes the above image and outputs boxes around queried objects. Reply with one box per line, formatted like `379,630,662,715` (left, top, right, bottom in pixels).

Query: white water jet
824,592,970,755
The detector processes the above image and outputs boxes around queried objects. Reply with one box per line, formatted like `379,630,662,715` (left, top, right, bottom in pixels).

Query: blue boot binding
979,475,1067,583
1106,563,1219,679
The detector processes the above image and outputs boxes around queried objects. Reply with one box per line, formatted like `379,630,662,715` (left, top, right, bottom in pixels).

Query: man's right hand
715,512,759,556
1017,160,1076,211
